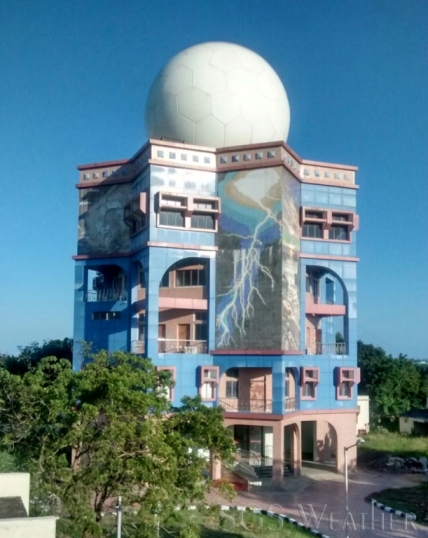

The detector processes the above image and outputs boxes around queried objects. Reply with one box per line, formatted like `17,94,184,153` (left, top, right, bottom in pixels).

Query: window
301,207,356,242
156,367,175,401
163,196,184,207
306,211,323,219
226,380,239,398
302,223,323,238
194,200,215,210
195,324,207,341
159,209,184,227
139,268,146,288
336,367,360,400
200,366,219,401
195,312,207,322
191,213,215,230
176,268,206,287
332,213,349,222
92,311,121,321
300,367,320,400
329,225,349,241
138,314,145,341
157,192,219,232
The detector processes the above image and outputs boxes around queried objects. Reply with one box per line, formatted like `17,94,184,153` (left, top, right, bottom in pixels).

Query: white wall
0,474,30,515
357,395,370,434
399,417,414,435
0,517,57,538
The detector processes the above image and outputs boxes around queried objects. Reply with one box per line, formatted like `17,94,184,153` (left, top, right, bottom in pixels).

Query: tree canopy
358,340,428,423
0,351,234,537
0,338,73,375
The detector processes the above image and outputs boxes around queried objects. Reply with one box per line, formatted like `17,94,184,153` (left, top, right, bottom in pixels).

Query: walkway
206,467,428,537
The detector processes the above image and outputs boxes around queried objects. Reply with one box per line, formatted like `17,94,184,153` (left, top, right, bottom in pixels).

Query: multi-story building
73,42,360,484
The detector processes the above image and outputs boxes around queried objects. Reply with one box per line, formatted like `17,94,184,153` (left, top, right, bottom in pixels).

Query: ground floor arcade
211,409,358,485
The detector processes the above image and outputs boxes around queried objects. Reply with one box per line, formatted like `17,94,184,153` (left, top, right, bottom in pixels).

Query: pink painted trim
156,366,176,401
211,349,304,356
72,252,130,260
300,254,360,262
77,159,130,170
300,158,358,171
223,413,284,421
306,304,346,316
158,297,208,310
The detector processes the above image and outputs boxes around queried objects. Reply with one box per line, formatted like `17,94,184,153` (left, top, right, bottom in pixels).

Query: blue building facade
73,139,360,483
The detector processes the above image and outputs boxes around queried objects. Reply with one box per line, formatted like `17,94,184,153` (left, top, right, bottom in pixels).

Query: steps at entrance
253,463,293,478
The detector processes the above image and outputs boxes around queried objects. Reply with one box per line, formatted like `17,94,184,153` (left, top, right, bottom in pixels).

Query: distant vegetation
358,340,428,425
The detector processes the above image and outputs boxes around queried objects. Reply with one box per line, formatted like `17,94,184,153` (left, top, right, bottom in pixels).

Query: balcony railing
85,289,128,302
285,396,296,411
158,339,207,354
131,340,145,355
306,342,347,355
219,398,272,413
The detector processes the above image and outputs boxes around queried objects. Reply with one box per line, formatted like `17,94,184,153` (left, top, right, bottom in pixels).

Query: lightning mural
216,167,300,351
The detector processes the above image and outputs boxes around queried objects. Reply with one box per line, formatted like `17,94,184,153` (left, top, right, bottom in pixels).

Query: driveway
206,467,428,537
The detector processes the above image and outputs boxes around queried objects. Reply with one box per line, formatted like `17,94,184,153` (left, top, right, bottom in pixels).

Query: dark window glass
339,382,352,397
195,323,207,341
195,311,207,321
139,269,145,288
92,311,120,321
306,211,323,219
226,380,239,398
191,213,215,230
159,209,184,227
302,223,323,238
176,269,206,287
302,383,315,398
329,225,349,241
332,213,349,221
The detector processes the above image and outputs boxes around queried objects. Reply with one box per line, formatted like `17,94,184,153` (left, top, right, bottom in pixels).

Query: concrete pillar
210,453,222,480
291,423,301,476
272,360,285,415
334,414,358,473
272,421,284,486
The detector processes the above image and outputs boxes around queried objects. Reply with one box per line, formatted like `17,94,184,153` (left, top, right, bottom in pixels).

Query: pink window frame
157,192,221,233
300,366,320,400
156,366,176,401
199,366,219,402
300,207,359,243
335,367,360,400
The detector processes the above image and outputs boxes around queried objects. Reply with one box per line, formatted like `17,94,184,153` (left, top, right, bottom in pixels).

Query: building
73,42,360,484
399,406,428,435
0,473,57,537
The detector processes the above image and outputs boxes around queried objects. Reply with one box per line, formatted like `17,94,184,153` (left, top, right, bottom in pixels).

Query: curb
369,498,416,521
217,505,332,538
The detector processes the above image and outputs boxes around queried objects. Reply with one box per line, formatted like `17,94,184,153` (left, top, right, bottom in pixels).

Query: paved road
206,467,428,537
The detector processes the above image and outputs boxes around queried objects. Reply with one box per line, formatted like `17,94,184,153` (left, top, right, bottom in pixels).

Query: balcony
219,398,272,413
158,339,207,354
285,396,296,411
85,289,128,302
306,342,347,355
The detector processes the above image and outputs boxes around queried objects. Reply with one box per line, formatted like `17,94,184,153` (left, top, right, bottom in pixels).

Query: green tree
0,351,234,537
0,338,73,375
358,341,426,423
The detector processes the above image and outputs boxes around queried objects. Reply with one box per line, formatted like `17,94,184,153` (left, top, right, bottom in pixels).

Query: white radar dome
145,42,290,148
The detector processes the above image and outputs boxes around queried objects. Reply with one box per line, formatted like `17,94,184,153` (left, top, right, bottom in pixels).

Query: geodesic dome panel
145,42,290,148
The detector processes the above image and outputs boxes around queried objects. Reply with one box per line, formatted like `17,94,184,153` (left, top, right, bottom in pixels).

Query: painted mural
216,167,300,350
281,168,301,350
78,184,131,255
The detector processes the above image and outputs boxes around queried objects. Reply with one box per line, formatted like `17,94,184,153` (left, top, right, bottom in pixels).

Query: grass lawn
359,432,428,461
369,483,428,526
98,507,312,537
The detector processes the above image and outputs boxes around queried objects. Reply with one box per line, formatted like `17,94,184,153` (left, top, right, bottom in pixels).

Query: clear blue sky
1,0,427,358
